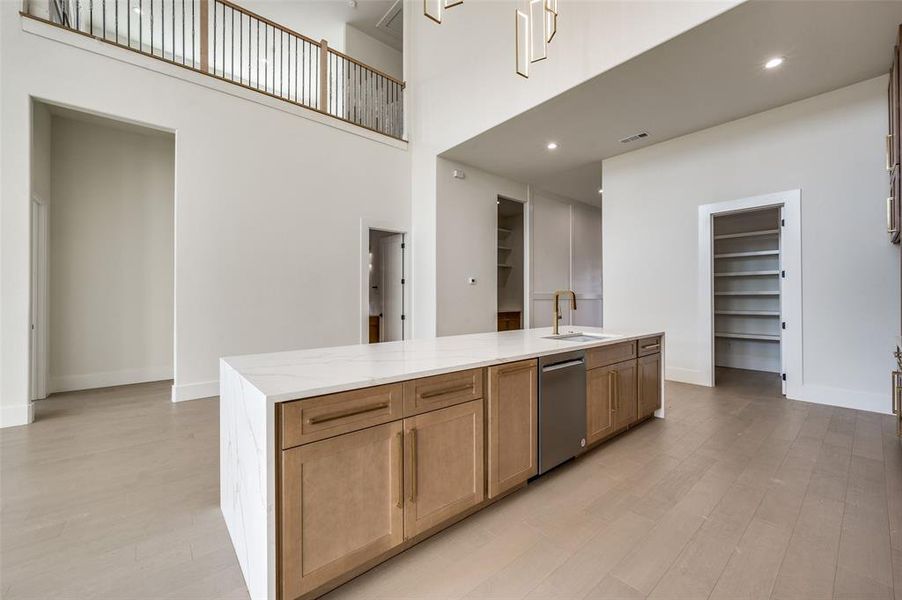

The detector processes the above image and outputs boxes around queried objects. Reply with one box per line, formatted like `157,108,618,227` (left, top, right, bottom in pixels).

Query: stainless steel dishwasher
538,350,587,475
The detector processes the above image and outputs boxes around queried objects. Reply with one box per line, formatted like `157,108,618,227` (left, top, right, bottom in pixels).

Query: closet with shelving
497,198,524,331
713,207,782,374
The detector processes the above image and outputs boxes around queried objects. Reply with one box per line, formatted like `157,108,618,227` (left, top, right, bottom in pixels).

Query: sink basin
544,332,621,343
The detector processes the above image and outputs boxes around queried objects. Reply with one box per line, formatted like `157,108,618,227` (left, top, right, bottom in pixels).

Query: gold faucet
552,290,577,335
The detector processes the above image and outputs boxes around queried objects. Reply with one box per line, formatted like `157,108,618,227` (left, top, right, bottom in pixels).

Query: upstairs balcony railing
23,0,406,140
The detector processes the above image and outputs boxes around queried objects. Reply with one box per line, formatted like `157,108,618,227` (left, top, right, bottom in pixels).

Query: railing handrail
214,0,320,48
327,46,404,87
21,0,405,140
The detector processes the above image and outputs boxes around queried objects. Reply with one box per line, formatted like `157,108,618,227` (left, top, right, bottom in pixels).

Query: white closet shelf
714,250,780,258
498,227,512,234
498,264,512,269
713,229,779,240
714,291,779,296
714,271,780,277
715,310,780,317
497,246,512,251
715,332,781,341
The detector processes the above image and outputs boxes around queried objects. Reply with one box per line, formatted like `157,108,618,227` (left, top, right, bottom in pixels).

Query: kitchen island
220,326,665,600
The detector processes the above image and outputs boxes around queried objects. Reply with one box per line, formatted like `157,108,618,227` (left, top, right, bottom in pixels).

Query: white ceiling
348,0,402,51
441,0,902,206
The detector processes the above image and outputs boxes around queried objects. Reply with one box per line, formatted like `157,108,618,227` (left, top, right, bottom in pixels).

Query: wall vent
619,131,649,144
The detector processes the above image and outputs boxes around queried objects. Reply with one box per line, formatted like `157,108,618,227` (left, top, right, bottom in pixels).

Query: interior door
381,233,404,341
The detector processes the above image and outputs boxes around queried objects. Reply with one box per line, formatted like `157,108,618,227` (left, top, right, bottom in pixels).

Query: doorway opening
497,197,525,331
712,206,784,392
367,229,406,343
29,100,175,407
701,189,801,399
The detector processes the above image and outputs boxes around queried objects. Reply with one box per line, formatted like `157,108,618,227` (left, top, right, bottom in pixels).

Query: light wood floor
2,369,900,600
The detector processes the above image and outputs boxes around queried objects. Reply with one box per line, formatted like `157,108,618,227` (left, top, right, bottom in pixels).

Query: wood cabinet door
637,353,662,418
612,359,638,431
487,360,537,498
403,399,485,538
586,365,615,445
280,421,404,600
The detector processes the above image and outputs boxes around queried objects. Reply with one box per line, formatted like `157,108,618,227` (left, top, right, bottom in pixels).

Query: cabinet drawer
586,341,637,370
280,384,403,449
637,336,662,357
403,368,484,416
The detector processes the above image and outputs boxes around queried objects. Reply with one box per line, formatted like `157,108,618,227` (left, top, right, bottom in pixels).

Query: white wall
603,76,898,414
530,189,603,328
1,9,410,426
436,158,527,336
434,159,603,336
406,0,739,337
345,25,402,81
48,115,175,393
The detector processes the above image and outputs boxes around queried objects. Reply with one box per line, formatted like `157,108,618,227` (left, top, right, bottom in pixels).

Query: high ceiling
347,0,402,51
441,0,902,206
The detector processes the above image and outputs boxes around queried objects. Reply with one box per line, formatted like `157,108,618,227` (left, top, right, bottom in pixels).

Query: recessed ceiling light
597,188,603,195
764,56,784,70
546,142,558,150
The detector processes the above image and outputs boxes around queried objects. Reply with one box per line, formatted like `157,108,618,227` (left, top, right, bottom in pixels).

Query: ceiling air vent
619,131,649,144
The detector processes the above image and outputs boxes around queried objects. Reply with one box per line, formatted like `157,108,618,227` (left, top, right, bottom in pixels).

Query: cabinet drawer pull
396,431,404,509
641,343,660,351
306,402,390,425
409,428,418,502
421,383,472,399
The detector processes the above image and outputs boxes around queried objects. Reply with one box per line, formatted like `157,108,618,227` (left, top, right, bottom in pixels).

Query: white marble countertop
222,326,663,404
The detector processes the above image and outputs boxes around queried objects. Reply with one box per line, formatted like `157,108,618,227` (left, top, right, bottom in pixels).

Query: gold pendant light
424,0,558,78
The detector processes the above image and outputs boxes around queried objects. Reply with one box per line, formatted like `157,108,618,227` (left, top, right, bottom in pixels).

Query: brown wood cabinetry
280,384,403,449
280,421,404,600
403,399,485,538
403,368,483,416
638,353,662,419
497,311,522,331
587,340,636,370
611,359,638,431
586,364,615,445
585,339,662,447
276,338,664,599
486,360,537,498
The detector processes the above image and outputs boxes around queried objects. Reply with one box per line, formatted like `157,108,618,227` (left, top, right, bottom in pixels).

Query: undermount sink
544,332,622,343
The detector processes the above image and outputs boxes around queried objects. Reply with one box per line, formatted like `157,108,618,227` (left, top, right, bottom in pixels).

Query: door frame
30,194,49,401
698,189,802,398
359,220,409,344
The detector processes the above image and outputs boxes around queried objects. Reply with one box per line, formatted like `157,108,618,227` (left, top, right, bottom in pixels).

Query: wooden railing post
200,0,210,72
319,39,329,112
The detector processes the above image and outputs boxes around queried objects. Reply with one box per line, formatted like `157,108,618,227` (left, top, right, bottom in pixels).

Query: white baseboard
1,403,35,428
171,380,219,403
665,366,711,387
51,366,173,394
791,384,893,416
